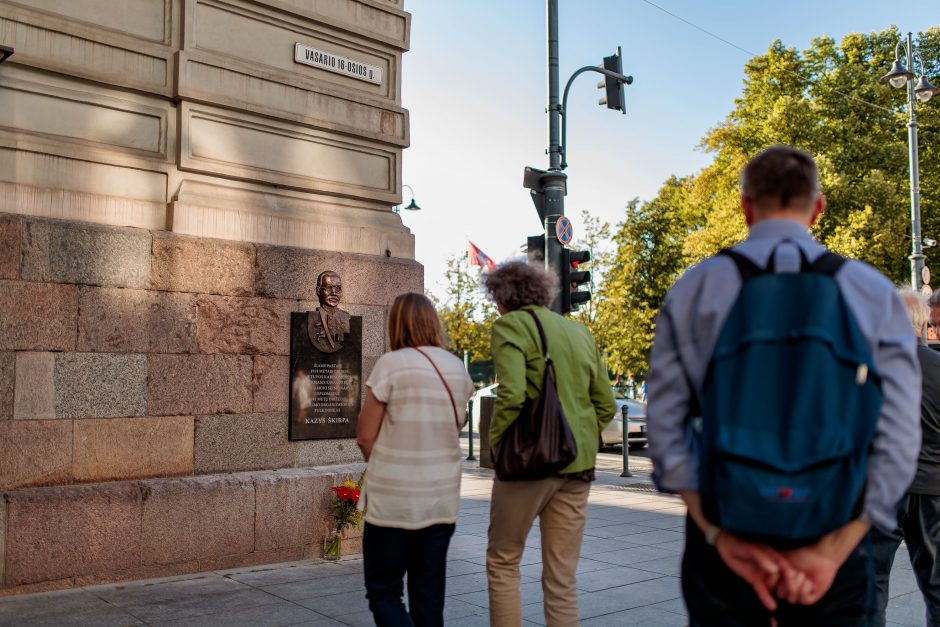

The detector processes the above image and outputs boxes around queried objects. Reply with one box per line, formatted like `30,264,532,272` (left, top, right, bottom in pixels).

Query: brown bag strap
413,347,462,431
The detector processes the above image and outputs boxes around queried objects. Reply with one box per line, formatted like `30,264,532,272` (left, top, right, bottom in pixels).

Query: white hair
899,288,929,338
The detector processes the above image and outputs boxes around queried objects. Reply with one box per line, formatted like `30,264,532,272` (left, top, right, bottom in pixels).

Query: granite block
342,304,387,356
255,245,340,300
0,351,14,419
194,412,292,474
253,470,332,551
77,288,198,354
54,353,147,418
140,475,255,565
294,439,363,468
21,219,151,288
3,482,142,586
0,281,77,351
0,419,72,490
252,355,289,412
12,352,55,420
148,354,253,416
152,233,254,296
73,416,194,482
0,214,19,280
342,255,423,306
196,296,293,355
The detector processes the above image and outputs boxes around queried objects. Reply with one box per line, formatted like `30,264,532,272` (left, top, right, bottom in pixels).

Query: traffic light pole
544,0,567,314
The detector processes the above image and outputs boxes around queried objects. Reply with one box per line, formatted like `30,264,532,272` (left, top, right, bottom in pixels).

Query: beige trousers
486,477,590,627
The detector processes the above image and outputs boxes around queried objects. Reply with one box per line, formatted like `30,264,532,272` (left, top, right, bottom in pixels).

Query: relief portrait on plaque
289,271,363,440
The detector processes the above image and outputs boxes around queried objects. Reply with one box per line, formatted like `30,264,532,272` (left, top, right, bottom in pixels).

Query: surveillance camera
923,238,937,248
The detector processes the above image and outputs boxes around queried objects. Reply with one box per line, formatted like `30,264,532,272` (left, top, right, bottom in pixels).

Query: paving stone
0,351,11,419
252,355,289,412
125,588,281,624
194,413,292,474
0,419,72,490
196,296,294,355
152,233,254,296
21,218,151,288
148,354,253,416
222,561,358,587
0,213,19,280
73,416,194,482
4,483,142,586
0,281,77,351
260,572,364,602
254,245,339,301
54,353,147,418
152,601,329,627
0,589,121,625
140,475,255,566
293,588,370,617
13,352,55,420
77,288,198,354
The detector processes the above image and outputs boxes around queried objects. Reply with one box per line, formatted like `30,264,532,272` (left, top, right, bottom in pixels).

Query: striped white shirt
362,347,474,529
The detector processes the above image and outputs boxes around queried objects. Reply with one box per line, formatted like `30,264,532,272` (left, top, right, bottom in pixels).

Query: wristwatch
705,525,721,546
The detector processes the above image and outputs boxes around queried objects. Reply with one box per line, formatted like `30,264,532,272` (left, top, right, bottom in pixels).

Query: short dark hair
484,261,557,311
741,145,820,213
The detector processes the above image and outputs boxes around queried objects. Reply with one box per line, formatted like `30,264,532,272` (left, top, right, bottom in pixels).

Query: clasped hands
714,530,843,611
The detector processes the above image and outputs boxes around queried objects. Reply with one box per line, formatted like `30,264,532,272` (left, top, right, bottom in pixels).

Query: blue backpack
699,246,882,547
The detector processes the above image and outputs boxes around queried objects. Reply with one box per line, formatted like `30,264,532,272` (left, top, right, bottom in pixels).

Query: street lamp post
393,184,421,214
881,32,940,291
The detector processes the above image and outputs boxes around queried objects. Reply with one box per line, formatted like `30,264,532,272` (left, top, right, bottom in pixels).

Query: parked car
463,383,498,433
600,390,648,450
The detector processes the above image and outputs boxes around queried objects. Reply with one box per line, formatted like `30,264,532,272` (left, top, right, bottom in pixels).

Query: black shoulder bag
492,310,578,481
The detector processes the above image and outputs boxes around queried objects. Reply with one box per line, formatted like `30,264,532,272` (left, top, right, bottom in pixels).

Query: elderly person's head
928,289,940,335
484,261,557,314
899,288,930,339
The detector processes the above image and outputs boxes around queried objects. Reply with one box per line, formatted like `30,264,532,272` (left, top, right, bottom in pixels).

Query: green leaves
596,26,940,375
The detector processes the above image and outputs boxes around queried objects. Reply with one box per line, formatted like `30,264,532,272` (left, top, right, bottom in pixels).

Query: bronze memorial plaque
289,271,362,440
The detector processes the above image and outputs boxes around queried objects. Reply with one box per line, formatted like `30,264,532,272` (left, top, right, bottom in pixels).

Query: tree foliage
434,255,498,363
598,26,940,374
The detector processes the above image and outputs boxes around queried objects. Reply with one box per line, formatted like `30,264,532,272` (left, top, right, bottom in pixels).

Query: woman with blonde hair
356,292,474,627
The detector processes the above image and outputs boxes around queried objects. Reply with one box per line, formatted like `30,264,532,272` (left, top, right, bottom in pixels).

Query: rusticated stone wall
0,212,421,593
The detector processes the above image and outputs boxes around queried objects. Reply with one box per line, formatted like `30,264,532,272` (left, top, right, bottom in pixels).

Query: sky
398,0,940,298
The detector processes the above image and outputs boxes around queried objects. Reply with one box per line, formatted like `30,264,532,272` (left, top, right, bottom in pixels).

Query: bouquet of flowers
323,472,365,559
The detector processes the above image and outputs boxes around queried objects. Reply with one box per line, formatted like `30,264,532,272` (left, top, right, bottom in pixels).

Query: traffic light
597,47,626,114
563,249,591,314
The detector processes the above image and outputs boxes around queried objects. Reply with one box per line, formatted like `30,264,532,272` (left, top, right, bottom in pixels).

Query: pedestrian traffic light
563,249,591,314
597,47,626,114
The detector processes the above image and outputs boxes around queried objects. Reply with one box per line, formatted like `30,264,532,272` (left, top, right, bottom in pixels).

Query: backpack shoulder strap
718,248,765,283
808,251,847,277
524,309,550,363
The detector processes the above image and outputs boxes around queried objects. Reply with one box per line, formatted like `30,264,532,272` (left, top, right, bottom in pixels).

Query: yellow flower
343,481,357,489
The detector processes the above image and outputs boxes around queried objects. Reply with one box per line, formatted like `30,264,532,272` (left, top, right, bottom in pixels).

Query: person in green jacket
483,260,617,627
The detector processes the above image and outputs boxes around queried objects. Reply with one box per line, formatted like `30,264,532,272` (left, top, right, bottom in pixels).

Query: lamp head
403,198,421,211
915,75,940,103
882,58,915,88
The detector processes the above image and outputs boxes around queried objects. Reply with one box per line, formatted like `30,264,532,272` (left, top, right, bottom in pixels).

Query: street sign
923,266,931,286
555,216,574,245
294,43,383,85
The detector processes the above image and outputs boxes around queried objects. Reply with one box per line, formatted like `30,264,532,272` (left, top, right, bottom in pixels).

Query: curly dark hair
484,261,557,311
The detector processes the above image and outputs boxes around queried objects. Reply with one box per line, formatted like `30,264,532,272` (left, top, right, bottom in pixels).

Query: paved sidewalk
0,458,927,626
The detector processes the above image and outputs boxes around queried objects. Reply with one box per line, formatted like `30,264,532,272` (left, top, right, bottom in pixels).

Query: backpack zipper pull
856,364,869,385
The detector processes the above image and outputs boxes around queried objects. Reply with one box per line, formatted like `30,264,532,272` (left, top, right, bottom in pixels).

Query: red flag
467,241,496,271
